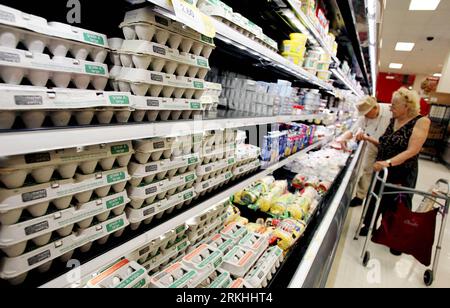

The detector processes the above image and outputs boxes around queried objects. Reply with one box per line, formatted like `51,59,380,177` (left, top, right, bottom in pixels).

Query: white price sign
171,0,216,38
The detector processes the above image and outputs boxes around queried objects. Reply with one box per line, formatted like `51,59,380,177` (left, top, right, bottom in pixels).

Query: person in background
337,96,392,208
360,88,431,255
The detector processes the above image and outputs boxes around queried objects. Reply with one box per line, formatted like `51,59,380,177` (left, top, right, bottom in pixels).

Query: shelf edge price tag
171,0,216,38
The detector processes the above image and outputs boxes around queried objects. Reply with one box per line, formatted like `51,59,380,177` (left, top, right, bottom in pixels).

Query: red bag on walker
372,195,439,266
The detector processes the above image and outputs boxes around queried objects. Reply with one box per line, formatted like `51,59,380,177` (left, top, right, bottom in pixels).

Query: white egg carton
131,96,203,122
204,82,222,97
197,0,278,52
0,85,135,130
172,134,203,158
0,190,129,258
140,235,190,273
0,213,129,285
128,153,200,187
0,4,109,62
197,269,232,288
86,259,151,289
203,129,236,147
126,187,196,230
235,144,261,166
149,261,199,288
187,199,229,233
220,222,248,242
201,233,235,255
232,160,261,180
117,40,210,79
120,7,215,58
187,214,226,246
238,232,269,259
115,66,205,99
196,156,236,183
0,140,134,189
236,130,247,145
199,142,236,165
244,246,284,288
182,244,224,282
0,46,109,89
220,245,259,278
0,167,130,226
127,170,197,209
194,171,233,198
133,137,175,163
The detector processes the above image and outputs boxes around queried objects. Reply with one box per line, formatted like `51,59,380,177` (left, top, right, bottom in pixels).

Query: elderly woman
359,88,431,254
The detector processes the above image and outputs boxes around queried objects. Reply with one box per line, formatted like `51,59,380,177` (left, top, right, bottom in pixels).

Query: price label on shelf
171,0,216,38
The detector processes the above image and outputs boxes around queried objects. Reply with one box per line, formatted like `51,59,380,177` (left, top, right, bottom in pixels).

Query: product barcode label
155,15,169,27
24,152,51,164
139,246,150,256
151,74,163,82
205,166,212,173
15,95,44,106
153,141,165,149
22,189,47,202
0,10,15,22
25,221,50,236
257,271,265,280
145,164,158,173
144,207,156,216
147,99,160,107
28,250,51,266
145,186,158,195
153,46,166,55
202,182,209,189
0,51,20,63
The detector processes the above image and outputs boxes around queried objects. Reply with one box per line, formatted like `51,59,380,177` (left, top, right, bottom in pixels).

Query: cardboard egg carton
127,170,197,209
194,171,233,198
120,7,215,59
220,222,248,242
0,46,109,89
197,269,232,288
235,144,261,166
199,142,236,165
0,190,129,258
0,167,130,226
0,213,129,285
244,246,284,288
236,130,247,145
86,259,151,288
0,140,134,189
187,214,227,247
220,245,258,278
199,233,235,255
232,160,260,180
0,4,109,62
0,85,134,130
132,137,176,164
131,96,204,122
172,134,203,158
117,40,210,79
238,232,269,258
114,66,205,99
182,244,224,280
197,0,278,52
126,187,196,230
149,261,200,288
128,153,200,187
196,156,236,183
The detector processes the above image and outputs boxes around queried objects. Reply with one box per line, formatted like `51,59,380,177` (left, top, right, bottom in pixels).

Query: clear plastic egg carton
196,156,236,183
86,259,151,289
0,85,134,130
149,261,200,288
232,160,261,180
0,190,129,258
220,245,259,278
199,142,236,165
116,40,210,79
114,67,206,99
120,7,215,59
0,46,109,89
244,246,284,288
0,141,134,189
194,171,233,198
0,213,129,285
131,96,203,122
182,244,224,281
128,153,200,187
127,170,197,209
238,232,269,259
0,167,130,226
220,222,248,243
126,187,196,230
0,4,109,62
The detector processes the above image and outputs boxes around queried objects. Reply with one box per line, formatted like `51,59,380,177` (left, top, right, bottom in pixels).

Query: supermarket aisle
327,160,450,288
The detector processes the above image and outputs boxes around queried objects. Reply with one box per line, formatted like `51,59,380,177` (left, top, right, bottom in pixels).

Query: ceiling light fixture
433,73,442,77
409,0,441,10
389,63,403,69
395,42,415,51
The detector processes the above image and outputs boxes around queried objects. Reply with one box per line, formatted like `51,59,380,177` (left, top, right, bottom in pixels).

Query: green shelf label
85,64,106,75
190,102,201,109
111,144,130,155
193,81,204,89
106,219,125,232
106,196,125,209
83,33,105,46
185,174,196,182
107,172,126,183
109,95,130,105
184,191,194,200
197,58,208,67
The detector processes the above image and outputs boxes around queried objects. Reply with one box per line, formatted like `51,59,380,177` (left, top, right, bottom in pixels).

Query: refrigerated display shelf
0,112,324,157
37,136,332,288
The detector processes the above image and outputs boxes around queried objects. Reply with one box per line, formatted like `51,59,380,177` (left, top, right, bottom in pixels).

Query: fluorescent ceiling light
395,42,415,51
389,63,403,69
409,0,441,10
433,73,442,77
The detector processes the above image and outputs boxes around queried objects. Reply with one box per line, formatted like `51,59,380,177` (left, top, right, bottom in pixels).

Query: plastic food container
317,70,332,81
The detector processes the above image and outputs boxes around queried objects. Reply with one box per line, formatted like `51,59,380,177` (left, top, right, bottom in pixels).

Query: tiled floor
327,160,450,288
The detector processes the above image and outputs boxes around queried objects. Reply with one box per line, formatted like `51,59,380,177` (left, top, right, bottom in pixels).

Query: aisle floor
327,160,450,288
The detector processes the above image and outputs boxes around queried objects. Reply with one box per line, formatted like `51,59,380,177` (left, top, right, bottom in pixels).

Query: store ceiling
379,0,450,76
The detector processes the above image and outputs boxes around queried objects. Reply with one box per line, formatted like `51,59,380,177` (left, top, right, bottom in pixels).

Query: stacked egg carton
108,6,215,122
0,5,129,130
201,82,222,114
194,130,237,199
243,246,284,288
197,0,278,52
233,144,261,180
0,144,132,284
126,135,202,230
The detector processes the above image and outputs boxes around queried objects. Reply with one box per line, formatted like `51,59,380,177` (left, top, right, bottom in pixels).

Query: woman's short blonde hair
393,87,420,116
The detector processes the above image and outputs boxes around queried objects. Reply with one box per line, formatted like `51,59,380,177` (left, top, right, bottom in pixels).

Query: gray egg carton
232,160,260,180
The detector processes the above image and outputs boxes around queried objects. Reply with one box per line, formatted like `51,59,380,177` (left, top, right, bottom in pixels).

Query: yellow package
257,181,288,212
270,193,295,217
273,219,306,251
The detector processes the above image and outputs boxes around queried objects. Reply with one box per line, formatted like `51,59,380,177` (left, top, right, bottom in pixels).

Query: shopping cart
354,168,449,286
